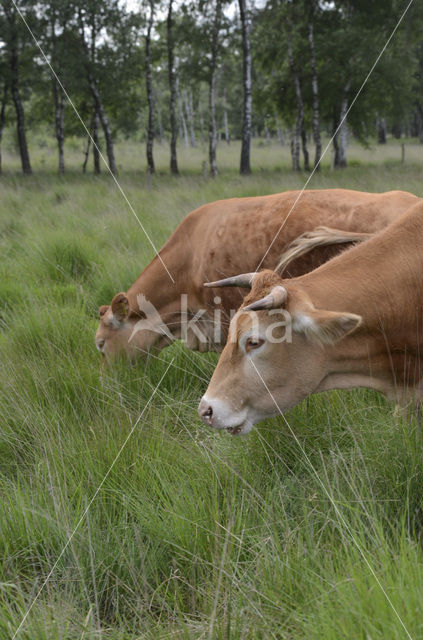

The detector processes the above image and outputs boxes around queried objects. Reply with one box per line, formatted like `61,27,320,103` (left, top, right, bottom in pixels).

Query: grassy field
1,138,423,639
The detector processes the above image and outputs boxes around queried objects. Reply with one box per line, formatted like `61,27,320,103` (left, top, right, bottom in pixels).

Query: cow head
198,270,361,435
95,292,173,363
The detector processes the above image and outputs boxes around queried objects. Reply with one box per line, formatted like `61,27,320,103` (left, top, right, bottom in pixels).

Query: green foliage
254,0,423,141
1,142,423,637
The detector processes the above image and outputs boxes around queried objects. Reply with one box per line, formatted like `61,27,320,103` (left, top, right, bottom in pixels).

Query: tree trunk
274,110,283,145
0,86,8,175
239,0,252,174
332,112,340,168
223,86,230,145
11,76,31,175
223,102,230,145
332,81,350,168
338,91,349,167
301,125,310,171
185,88,196,147
78,9,117,175
82,132,91,173
157,96,163,143
145,0,155,173
332,86,349,168
208,72,218,177
290,136,300,171
8,16,31,176
392,121,402,139
208,0,223,177
287,39,302,171
51,11,65,174
176,71,188,148
308,1,321,170
167,0,178,174
377,116,387,144
264,114,270,144
89,78,116,175
410,110,419,138
53,81,65,174
93,110,101,174
199,99,205,146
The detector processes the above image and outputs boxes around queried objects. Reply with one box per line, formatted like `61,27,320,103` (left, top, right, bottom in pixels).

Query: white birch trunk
239,0,252,174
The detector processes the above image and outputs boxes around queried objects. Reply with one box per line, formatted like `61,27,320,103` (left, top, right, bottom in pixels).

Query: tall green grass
1,140,423,638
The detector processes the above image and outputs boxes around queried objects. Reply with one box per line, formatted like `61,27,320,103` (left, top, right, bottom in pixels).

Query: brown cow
198,201,423,435
95,188,419,363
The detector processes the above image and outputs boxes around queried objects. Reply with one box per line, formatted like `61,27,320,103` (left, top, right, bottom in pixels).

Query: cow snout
198,395,253,435
198,398,214,425
96,338,106,352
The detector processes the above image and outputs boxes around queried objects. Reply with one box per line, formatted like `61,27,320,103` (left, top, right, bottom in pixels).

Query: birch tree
332,80,350,168
287,32,309,171
287,37,301,171
239,0,252,174
176,67,189,147
76,1,118,175
0,83,7,174
185,88,197,147
207,0,223,177
167,0,178,174
223,86,229,144
92,108,101,173
307,0,321,170
145,0,155,173
43,0,69,174
0,1,32,175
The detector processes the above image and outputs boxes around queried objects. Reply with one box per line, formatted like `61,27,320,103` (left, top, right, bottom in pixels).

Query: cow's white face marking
198,394,255,436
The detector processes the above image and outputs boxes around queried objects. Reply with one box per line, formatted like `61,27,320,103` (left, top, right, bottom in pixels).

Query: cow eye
245,337,265,353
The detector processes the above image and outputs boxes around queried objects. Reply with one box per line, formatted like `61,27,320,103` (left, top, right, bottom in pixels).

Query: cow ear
98,305,109,318
293,309,361,345
111,293,129,323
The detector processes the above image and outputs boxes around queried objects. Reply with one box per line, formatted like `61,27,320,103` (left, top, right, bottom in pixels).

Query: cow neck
296,204,423,335
125,248,183,314
299,205,423,396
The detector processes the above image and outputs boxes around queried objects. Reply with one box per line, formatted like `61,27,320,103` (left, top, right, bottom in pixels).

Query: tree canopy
0,0,422,174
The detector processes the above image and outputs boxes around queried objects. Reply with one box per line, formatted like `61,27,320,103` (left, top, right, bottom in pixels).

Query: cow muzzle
198,395,253,436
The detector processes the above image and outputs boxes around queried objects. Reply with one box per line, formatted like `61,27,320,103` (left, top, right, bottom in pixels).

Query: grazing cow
198,202,423,435
95,188,419,363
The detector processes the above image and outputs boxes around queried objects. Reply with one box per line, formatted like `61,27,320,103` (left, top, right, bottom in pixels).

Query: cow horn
243,285,287,311
204,273,257,288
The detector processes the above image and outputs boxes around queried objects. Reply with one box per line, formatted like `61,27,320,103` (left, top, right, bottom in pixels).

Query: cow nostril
96,339,105,352
202,406,213,419
198,399,214,424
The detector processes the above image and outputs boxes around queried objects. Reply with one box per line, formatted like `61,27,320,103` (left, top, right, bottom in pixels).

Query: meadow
1,136,423,639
